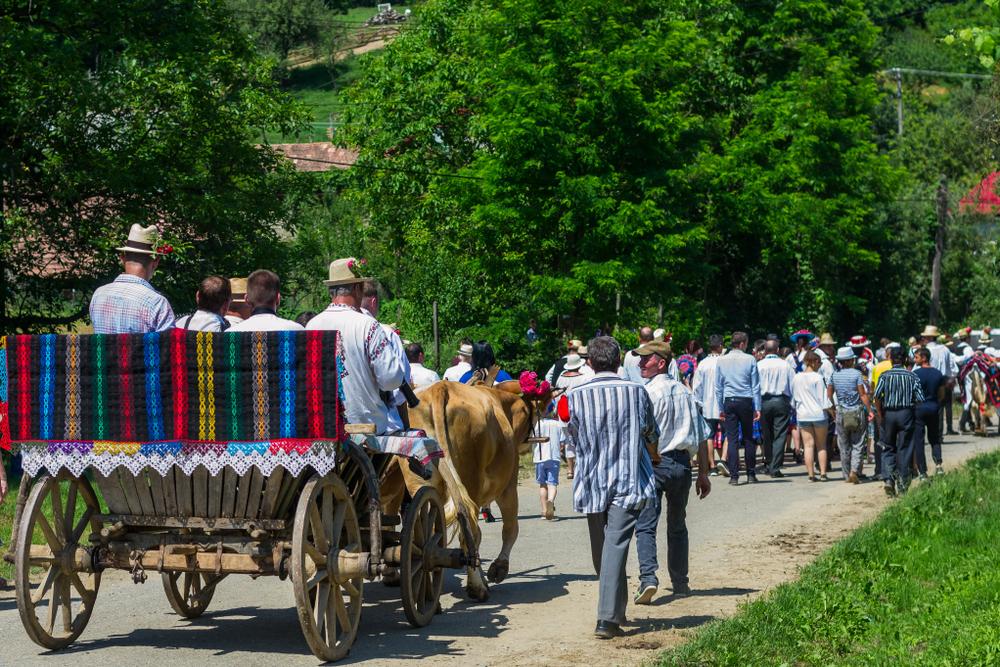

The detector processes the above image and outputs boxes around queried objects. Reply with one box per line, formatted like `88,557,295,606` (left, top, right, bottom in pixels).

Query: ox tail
428,388,480,543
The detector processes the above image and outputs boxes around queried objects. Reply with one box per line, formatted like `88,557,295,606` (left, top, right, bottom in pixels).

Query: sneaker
716,461,730,477
747,473,759,484
710,470,719,477
819,474,828,482
935,465,944,476
772,469,785,478
883,482,896,497
728,478,739,486
634,583,657,605
918,473,928,482
848,471,859,485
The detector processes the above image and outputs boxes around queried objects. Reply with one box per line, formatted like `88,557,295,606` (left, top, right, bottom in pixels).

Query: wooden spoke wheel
291,474,363,662
399,486,446,627
15,475,102,650
162,572,226,619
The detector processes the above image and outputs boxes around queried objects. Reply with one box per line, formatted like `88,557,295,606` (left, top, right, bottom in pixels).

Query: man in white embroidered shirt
558,336,658,640
306,258,405,434
632,341,711,606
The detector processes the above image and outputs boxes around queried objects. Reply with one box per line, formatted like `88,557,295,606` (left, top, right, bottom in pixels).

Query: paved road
2,434,997,666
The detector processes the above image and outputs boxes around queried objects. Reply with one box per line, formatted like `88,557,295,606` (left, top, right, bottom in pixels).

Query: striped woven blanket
0,330,345,453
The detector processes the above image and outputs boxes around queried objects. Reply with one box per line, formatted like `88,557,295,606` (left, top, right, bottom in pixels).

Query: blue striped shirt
563,373,658,514
873,367,924,409
830,368,865,408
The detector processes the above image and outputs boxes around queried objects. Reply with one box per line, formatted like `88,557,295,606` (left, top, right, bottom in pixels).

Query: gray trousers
837,406,868,477
587,504,641,625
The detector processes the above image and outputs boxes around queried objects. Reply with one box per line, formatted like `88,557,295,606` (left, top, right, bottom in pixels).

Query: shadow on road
625,614,717,634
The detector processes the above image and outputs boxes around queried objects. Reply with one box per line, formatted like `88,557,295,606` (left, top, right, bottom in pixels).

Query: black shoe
594,620,625,639
748,473,759,484
728,477,739,486
946,430,959,436
671,582,692,597
772,469,784,478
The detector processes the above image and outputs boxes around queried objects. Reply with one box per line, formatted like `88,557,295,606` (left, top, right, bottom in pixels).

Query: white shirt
555,371,590,392
620,350,644,384
792,371,832,422
176,309,228,332
227,312,304,332
691,353,720,416
644,373,710,456
443,360,471,382
224,314,244,327
306,304,406,433
533,418,566,463
927,341,959,378
410,362,441,388
786,348,808,372
758,354,795,397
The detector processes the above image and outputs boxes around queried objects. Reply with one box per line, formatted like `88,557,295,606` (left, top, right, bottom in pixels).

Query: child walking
534,409,566,520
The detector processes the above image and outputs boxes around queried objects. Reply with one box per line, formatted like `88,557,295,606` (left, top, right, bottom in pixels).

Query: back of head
708,334,724,351
686,339,701,355
471,341,496,372
889,345,906,365
764,339,779,355
406,342,424,363
753,339,766,354
804,351,821,370
246,269,280,309
638,326,654,343
732,331,749,348
123,251,155,269
197,275,232,314
588,336,621,373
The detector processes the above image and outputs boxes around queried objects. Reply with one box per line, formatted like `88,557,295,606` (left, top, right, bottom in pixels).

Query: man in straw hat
920,324,958,435
546,337,585,385
632,340,711,606
443,340,473,382
90,224,175,333
224,277,251,326
306,258,406,434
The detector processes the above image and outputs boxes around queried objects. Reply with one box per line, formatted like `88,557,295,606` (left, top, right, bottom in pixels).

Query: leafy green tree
227,0,348,62
0,0,308,332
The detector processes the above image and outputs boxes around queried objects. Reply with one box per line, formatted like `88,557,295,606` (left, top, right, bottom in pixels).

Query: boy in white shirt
534,409,566,520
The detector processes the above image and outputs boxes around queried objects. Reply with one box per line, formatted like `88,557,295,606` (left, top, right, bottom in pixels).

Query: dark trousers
760,395,791,473
724,397,756,479
880,407,916,486
913,405,943,473
943,396,954,432
636,451,692,589
586,505,640,625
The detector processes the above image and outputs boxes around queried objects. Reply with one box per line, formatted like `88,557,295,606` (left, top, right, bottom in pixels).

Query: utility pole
883,67,991,138
930,177,949,325
892,68,904,137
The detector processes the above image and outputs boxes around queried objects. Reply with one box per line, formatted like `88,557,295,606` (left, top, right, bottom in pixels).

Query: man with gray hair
558,336,658,639
306,258,405,433
714,331,762,485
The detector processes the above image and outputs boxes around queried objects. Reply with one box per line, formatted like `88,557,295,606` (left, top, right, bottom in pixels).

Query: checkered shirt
89,274,175,334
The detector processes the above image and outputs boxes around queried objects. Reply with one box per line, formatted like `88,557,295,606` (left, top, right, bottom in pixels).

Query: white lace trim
19,450,338,479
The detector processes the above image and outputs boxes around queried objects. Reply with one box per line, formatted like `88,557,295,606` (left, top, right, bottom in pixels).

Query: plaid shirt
89,274,175,334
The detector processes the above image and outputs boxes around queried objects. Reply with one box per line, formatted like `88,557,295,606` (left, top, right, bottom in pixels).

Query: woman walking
792,352,833,481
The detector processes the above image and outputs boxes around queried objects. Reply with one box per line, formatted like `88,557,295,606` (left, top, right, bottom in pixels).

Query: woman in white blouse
792,352,833,481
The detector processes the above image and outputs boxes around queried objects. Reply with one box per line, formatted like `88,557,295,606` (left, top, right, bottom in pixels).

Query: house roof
271,143,359,172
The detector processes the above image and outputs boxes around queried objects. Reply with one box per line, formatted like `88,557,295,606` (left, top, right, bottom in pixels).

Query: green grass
660,450,1000,666
265,55,366,143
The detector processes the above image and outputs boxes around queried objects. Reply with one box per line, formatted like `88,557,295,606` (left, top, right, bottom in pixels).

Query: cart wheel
291,474,363,662
162,572,226,619
15,475,102,650
399,486,446,627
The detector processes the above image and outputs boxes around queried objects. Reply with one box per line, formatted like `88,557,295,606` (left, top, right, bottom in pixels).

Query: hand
753,411,761,422
0,472,7,504
867,411,875,422
696,473,711,499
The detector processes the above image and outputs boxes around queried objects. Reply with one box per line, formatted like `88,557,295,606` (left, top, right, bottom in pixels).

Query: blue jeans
635,451,692,588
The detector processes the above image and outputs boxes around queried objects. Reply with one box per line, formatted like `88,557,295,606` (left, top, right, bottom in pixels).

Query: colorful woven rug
1,330,347,477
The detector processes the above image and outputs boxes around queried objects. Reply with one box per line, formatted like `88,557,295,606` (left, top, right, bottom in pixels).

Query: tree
227,0,349,62
0,0,308,332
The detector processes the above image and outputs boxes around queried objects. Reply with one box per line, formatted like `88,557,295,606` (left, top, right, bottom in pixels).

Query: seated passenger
227,270,303,332
460,341,513,386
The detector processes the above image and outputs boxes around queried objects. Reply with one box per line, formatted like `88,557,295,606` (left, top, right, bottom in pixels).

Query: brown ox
382,379,551,601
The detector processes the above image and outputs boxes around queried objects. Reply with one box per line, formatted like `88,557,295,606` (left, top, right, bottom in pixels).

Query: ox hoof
466,582,490,602
382,570,401,587
487,560,509,584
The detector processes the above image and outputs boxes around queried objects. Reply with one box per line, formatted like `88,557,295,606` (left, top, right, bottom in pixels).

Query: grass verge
660,449,1000,666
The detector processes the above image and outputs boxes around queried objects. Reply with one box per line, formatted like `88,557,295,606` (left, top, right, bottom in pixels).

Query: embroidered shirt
306,304,405,433
89,274,175,334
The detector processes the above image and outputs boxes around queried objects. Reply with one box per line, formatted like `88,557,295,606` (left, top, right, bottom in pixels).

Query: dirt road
2,434,996,666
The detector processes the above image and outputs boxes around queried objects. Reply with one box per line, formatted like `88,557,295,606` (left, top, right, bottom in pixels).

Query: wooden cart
1,331,475,661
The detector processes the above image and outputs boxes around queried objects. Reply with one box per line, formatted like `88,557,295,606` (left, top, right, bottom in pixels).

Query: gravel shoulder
2,434,996,666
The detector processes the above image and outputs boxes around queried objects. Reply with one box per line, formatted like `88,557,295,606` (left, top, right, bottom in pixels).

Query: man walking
632,341,711,605
621,328,654,384
558,336,657,639
714,332,761,485
912,347,946,477
829,347,872,484
920,325,958,436
757,339,795,477
873,346,924,496
692,334,726,476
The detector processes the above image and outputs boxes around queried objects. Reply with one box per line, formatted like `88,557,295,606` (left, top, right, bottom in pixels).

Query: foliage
945,0,1000,69
337,0,896,365
661,450,1000,666
0,0,310,333
228,0,350,61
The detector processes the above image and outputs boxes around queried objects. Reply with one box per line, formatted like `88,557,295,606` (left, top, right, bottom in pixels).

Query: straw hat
229,277,248,303
563,353,585,371
457,343,473,357
567,338,583,350
115,224,161,255
324,257,369,287
818,333,837,346
920,324,939,338
577,345,589,358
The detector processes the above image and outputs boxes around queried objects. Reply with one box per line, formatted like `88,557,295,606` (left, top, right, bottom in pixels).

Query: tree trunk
929,177,949,325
